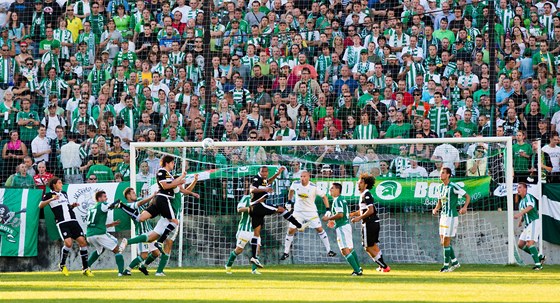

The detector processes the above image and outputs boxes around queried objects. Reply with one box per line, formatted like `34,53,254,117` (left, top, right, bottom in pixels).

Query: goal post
130,136,516,266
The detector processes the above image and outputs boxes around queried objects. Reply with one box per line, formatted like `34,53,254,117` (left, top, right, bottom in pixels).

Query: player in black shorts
136,155,186,252
39,177,94,276
249,166,302,268
350,173,391,272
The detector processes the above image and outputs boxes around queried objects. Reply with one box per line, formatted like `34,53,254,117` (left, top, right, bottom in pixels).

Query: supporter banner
314,177,491,206
542,185,560,245
45,182,139,241
187,166,490,206
0,188,42,257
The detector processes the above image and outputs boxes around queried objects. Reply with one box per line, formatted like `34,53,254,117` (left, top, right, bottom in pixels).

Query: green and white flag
542,184,560,245
0,188,43,257
45,182,142,241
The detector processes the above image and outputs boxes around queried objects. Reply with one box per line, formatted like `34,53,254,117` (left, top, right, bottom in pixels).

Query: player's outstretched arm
136,192,157,208
39,194,58,209
267,166,285,184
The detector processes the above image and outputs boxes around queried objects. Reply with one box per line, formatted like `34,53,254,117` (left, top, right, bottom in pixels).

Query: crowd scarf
31,11,46,39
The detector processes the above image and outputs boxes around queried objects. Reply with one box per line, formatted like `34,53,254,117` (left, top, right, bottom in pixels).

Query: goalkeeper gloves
285,203,292,212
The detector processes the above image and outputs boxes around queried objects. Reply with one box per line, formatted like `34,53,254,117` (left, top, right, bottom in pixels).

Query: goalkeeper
280,170,336,261
322,182,362,275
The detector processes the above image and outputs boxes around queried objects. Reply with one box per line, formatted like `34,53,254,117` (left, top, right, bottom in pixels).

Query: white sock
284,234,294,254
318,231,331,252
374,251,382,261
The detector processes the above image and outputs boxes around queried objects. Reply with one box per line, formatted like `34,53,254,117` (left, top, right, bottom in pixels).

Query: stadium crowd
1,0,560,187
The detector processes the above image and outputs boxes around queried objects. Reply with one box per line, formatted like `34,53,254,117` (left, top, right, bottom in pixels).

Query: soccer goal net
130,137,515,267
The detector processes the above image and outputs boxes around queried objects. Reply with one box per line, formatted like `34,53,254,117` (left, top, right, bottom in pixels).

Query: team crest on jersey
0,202,26,243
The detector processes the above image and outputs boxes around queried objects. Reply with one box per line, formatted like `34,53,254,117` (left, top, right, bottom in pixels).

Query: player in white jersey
280,170,337,260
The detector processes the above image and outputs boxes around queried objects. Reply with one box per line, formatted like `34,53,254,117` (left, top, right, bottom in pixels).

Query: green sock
128,234,149,245
351,250,361,270
252,263,257,271
443,247,451,266
528,246,541,266
144,253,157,266
351,250,359,265
226,251,237,267
449,246,457,263
345,253,361,272
115,253,124,274
129,256,144,269
522,245,531,254
157,253,169,273
88,250,101,267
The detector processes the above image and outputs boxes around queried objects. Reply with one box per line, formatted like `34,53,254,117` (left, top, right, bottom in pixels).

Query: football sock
250,237,258,258
522,245,531,254
374,251,388,269
80,247,89,270
351,249,359,264
119,204,139,221
281,210,302,228
318,231,331,252
60,246,70,266
157,253,169,273
443,246,451,267
449,246,457,264
127,234,148,245
144,253,157,266
87,250,101,267
115,253,124,274
252,263,257,271
128,256,144,269
284,234,294,254
226,251,238,267
157,222,177,243
528,246,541,266
346,252,361,272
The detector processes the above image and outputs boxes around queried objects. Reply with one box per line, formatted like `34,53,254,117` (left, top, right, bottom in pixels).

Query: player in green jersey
120,188,157,276
118,174,199,277
432,167,470,272
86,191,125,276
515,182,545,270
323,182,362,276
225,194,267,275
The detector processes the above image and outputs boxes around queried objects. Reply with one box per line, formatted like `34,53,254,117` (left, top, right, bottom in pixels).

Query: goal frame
130,136,516,265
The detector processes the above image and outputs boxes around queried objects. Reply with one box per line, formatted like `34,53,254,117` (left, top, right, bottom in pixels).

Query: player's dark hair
442,167,452,176
123,187,134,198
48,177,61,191
332,182,342,192
160,155,175,167
359,174,375,189
518,182,527,189
95,191,106,201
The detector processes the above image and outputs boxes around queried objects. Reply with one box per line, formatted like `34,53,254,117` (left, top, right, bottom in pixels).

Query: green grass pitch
2,264,560,302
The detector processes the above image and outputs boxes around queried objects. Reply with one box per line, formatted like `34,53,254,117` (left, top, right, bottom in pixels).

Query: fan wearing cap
352,49,375,79
40,39,61,75
0,42,18,98
42,100,67,140
398,53,425,91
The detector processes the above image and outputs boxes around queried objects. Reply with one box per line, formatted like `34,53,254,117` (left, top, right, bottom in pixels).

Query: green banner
0,188,43,257
45,182,141,241
314,176,491,206
189,166,490,207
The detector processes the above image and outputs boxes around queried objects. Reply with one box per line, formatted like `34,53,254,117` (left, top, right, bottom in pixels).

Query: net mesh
132,138,512,266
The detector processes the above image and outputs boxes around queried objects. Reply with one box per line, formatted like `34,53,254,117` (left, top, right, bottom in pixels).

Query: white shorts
520,220,541,242
439,216,458,238
153,217,170,236
335,224,353,250
88,233,118,254
289,211,321,229
138,241,157,254
236,230,253,249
